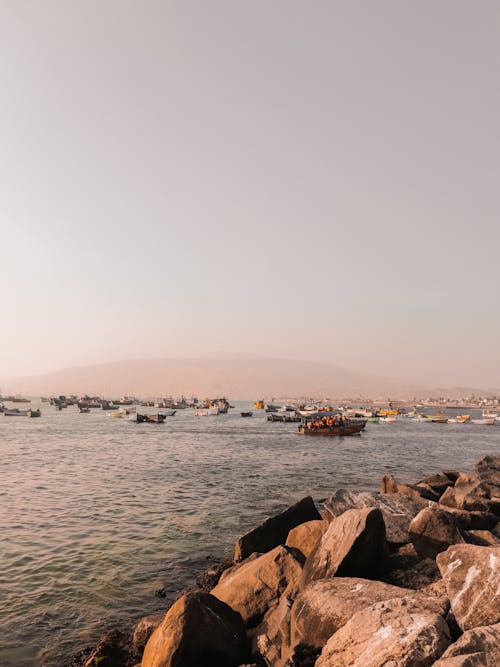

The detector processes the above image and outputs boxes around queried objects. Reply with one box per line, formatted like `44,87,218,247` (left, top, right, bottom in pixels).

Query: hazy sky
0,1,499,387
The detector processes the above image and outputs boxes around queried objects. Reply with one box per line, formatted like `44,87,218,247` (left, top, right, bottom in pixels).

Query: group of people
306,414,346,430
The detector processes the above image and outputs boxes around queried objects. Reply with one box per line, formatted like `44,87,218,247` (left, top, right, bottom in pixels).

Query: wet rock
290,578,447,652
285,519,326,559
234,496,321,562
436,544,500,631
409,507,466,558
211,546,303,625
433,622,500,666
302,508,386,586
323,488,428,546
141,591,248,667
315,596,451,667
84,629,131,667
131,612,165,661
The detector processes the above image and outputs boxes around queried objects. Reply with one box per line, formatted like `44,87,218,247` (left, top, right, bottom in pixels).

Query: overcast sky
0,1,498,387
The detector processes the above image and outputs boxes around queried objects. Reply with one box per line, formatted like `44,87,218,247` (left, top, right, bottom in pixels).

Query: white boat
482,411,498,420
380,416,397,423
195,407,219,416
158,409,176,417
4,408,29,416
471,417,495,425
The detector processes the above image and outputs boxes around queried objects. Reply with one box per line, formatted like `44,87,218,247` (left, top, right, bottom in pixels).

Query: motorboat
241,411,253,417
379,416,397,423
195,407,219,416
299,416,366,436
4,408,29,416
253,400,264,409
158,409,176,417
29,409,41,418
448,415,470,423
471,417,496,425
133,413,167,424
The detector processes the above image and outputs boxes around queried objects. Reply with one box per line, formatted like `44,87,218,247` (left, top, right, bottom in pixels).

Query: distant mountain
2,357,423,400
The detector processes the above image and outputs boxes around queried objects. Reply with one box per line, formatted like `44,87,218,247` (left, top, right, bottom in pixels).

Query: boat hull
299,422,366,436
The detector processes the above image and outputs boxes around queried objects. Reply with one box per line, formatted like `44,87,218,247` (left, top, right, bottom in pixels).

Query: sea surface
0,401,499,666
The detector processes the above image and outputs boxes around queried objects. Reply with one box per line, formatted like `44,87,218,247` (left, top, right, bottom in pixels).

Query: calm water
0,402,499,666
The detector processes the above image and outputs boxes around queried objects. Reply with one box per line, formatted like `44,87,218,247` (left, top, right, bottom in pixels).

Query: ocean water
0,402,499,666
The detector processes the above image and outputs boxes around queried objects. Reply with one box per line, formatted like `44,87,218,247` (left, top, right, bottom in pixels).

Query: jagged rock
409,507,466,558
131,612,165,660
290,578,447,653
302,508,386,586
234,496,321,562
315,596,450,666
465,529,500,547
250,590,294,667
437,544,500,631
323,488,428,545
476,455,500,494
84,629,131,667
211,546,303,625
440,470,500,516
196,559,234,591
415,472,456,497
433,622,500,665
285,520,326,559
381,474,439,501
436,505,498,531
141,591,247,667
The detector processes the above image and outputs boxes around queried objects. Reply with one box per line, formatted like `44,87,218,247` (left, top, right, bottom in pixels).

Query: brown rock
409,507,466,558
315,596,451,666
436,505,498,531
381,474,439,501
285,519,326,559
476,455,500,495
211,546,303,625
433,622,500,666
131,612,165,660
141,591,247,667
250,591,294,667
465,529,500,547
301,508,386,586
84,629,130,667
437,544,500,631
234,496,321,561
290,578,447,652
415,472,456,497
323,488,428,545
440,470,500,516
381,543,441,589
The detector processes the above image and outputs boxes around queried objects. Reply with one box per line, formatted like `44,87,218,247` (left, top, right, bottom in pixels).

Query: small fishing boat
482,411,498,420
267,412,301,422
379,416,397,423
471,417,495,425
448,415,470,423
195,407,219,416
367,416,380,423
241,411,253,417
79,407,91,413
4,408,29,416
29,409,41,418
158,409,176,417
134,413,167,424
299,417,366,436
253,400,264,409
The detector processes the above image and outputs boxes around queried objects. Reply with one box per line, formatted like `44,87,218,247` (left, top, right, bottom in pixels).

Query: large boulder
415,472,456,497
302,508,386,586
440,466,500,516
466,529,500,547
323,488,428,546
315,596,451,667
211,546,303,625
409,507,466,558
234,496,321,561
290,578,448,652
381,473,439,501
285,519,326,559
476,455,500,493
141,591,247,667
436,505,498,531
436,544,500,631
433,622,500,666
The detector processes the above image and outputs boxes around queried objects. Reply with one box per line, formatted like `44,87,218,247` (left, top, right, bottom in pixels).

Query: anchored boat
299,414,367,436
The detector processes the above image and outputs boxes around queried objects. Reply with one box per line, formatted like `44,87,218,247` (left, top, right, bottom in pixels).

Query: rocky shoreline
75,454,499,666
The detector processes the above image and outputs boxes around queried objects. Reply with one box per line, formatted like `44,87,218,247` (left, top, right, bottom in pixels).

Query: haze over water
1,403,499,665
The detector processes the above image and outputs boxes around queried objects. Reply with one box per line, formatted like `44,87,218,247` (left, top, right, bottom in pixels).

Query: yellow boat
253,400,264,409
380,409,399,416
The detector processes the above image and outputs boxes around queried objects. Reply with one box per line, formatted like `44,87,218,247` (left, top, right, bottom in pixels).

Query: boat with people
299,413,367,436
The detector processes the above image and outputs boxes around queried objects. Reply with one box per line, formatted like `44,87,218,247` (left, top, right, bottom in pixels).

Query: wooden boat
79,407,91,413
299,419,367,436
29,409,41,418
158,409,176,417
241,411,253,417
268,412,301,422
